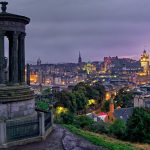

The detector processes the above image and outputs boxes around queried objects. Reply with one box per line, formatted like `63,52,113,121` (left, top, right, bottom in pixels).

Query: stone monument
0,2,53,148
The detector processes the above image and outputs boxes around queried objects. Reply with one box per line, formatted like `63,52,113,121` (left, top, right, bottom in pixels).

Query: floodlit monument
0,2,53,148
140,50,150,75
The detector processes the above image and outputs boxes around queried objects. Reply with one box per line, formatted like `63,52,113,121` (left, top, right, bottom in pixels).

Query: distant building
83,63,96,74
134,95,150,108
113,107,134,122
107,100,134,122
100,56,140,74
37,58,41,66
87,100,134,123
135,50,150,84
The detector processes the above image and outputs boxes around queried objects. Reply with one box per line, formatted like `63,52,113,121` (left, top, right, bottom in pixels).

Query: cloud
4,0,150,63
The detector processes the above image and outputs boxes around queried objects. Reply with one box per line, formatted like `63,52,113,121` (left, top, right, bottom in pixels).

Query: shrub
60,112,75,124
36,101,49,111
54,112,75,124
88,121,110,134
126,108,150,143
74,115,94,128
109,119,126,139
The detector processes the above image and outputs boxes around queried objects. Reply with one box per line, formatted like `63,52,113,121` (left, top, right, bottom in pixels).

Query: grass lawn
63,124,148,150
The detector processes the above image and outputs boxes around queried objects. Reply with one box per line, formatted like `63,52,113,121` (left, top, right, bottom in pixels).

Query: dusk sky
5,0,150,63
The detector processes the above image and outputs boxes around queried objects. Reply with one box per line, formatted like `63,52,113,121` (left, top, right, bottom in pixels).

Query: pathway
0,125,108,150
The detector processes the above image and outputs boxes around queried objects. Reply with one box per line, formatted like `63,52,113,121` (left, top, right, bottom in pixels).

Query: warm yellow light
62,81,65,85
87,99,96,106
105,93,111,101
56,106,68,115
30,74,38,83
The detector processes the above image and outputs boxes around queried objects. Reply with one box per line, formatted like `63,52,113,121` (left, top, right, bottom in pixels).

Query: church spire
78,51,82,64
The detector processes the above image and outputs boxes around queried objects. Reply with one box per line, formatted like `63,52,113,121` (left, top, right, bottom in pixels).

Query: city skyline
5,0,150,63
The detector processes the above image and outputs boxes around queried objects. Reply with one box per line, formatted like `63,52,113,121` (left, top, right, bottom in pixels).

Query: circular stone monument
0,2,53,148
0,2,36,120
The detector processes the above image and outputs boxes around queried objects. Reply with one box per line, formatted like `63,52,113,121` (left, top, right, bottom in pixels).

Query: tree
89,121,109,134
68,92,77,113
74,115,94,128
126,108,150,143
114,88,134,108
42,88,51,95
74,91,87,111
93,82,105,103
86,86,100,100
109,119,126,139
73,82,87,93
53,82,105,114
60,112,75,124
101,100,110,112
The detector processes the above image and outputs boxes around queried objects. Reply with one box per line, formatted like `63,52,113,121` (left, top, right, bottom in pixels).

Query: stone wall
0,99,35,119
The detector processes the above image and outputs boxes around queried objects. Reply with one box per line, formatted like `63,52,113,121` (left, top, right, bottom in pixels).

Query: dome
0,2,30,25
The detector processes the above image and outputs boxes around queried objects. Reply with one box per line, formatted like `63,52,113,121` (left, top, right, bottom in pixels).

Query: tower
140,50,149,74
109,99,114,113
37,58,41,66
78,51,82,64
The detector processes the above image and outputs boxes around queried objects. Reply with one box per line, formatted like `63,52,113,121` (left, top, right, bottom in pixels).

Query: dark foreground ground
0,125,108,150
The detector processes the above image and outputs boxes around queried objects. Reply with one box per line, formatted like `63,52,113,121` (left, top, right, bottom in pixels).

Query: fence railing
44,112,52,131
6,118,39,142
1,111,53,144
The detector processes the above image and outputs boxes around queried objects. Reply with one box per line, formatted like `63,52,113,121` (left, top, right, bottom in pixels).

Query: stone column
0,31,5,85
39,112,45,138
27,64,30,85
0,121,6,145
9,32,19,84
18,32,26,84
51,108,53,127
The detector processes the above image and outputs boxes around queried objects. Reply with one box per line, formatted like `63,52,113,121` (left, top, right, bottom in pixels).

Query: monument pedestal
0,85,35,119
0,85,53,148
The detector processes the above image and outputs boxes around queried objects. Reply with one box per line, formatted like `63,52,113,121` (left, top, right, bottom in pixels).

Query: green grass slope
64,124,138,150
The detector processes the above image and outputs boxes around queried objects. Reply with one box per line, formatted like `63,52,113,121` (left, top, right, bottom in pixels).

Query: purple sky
5,0,150,63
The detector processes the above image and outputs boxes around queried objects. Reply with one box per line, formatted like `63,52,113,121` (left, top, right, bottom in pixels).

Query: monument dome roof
0,1,30,24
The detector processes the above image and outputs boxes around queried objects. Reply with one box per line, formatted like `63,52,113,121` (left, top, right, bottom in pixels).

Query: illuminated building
83,63,96,74
104,84,116,101
101,56,118,73
30,72,39,83
140,50,149,74
135,50,150,85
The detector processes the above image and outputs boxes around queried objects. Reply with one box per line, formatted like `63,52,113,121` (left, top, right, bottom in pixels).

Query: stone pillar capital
20,32,26,37
13,31,19,38
0,30,5,36
19,32,26,40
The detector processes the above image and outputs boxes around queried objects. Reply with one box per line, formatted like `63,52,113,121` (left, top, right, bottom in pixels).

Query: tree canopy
53,82,105,113
126,107,150,143
114,88,134,108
